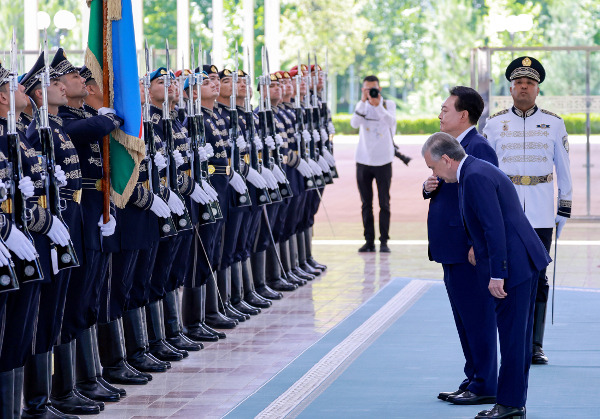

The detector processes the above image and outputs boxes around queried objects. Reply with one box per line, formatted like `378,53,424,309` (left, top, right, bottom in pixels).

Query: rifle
163,39,192,232
305,53,325,188
5,29,43,283
312,53,333,185
38,31,79,270
143,40,177,237
187,42,215,224
229,45,251,207
320,49,339,178
244,47,271,206
293,51,317,191
257,48,282,203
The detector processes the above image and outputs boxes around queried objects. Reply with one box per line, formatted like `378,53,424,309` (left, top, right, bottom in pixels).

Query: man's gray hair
421,132,466,161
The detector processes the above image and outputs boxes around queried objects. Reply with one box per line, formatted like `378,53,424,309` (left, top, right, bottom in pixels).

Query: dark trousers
356,162,392,244
534,228,553,303
443,262,497,396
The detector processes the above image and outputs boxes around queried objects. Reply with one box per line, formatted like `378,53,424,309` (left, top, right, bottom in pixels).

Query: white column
212,0,224,69
132,0,143,52
24,0,39,70
243,0,254,75
264,0,280,71
79,0,90,52
177,0,190,69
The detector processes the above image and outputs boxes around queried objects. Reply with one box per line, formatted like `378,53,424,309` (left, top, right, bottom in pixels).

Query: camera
368,88,380,98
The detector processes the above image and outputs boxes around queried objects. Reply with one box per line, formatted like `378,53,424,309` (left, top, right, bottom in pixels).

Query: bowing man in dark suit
424,87,499,405
422,132,551,419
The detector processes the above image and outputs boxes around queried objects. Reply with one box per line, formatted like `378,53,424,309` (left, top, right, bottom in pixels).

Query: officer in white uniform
483,56,572,365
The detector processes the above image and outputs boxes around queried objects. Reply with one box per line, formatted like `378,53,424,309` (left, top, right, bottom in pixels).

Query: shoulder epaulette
540,109,562,120
488,109,509,119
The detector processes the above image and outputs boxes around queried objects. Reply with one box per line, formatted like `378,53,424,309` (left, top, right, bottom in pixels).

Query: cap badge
522,57,532,67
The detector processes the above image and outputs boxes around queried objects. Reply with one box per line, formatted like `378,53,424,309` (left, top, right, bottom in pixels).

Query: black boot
231,261,261,315
279,241,306,286
251,251,283,299
164,289,202,351
182,286,221,341
14,366,24,417
289,235,315,281
305,227,327,270
532,301,549,364
22,352,78,418
241,257,272,308
90,325,126,398
146,301,185,362
297,231,321,276
0,369,14,418
75,327,120,403
123,308,169,372
50,341,102,415
206,275,238,329
266,244,298,290
217,267,249,322
97,320,148,385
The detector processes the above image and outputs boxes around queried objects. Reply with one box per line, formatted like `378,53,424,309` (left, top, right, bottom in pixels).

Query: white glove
296,159,313,178
302,130,312,143
173,150,185,168
98,107,116,116
18,176,35,199
317,155,331,173
203,144,214,158
260,167,279,190
154,153,167,171
253,135,263,151
312,130,320,143
197,146,208,161
0,180,6,202
167,192,185,216
98,214,116,237
246,168,268,189
236,135,247,150
309,159,323,176
150,194,171,218
47,216,70,247
191,183,210,204
0,240,10,266
264,135,276,150
229,172,248,194
274,134,284,146
320,128,329,142
327,122,335,134
555,215,568,239
323,149,336,167
5,227,37,261
272,165,287,184
201,180,219,201
54,165,67,187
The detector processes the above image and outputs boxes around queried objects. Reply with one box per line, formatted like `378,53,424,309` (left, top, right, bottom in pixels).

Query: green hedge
332,113,600,135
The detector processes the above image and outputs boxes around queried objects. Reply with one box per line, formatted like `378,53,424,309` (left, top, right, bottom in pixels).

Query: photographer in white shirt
350,75,396,253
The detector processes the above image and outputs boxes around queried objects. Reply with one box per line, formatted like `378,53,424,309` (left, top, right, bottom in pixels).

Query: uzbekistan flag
86,0,145,208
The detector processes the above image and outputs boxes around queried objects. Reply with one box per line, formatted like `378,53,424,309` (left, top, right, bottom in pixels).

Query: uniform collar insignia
512,105,537,118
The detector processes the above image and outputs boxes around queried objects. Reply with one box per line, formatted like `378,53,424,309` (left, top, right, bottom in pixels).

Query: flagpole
102,0,110,223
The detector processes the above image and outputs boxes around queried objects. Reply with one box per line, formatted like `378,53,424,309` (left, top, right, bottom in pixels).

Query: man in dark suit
422,132,551,419
423,87,499,405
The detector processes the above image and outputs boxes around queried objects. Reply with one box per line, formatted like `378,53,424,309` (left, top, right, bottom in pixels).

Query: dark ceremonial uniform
58,105,121,341
303,100,324,234
424,127,499,397
214,101,249,270
0,117,53,371
26,113,84,353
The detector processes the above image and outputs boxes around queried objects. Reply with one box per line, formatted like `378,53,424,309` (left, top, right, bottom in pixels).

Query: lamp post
493,14,534,57
53,10,77,47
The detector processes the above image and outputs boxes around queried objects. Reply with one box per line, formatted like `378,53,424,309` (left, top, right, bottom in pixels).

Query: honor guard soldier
54,51,123,408
0,61,52,417
483,56,572,365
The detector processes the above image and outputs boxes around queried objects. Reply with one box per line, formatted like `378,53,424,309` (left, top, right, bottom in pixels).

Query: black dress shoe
148,340,184,362
358,243,376,252
448,390,496,405
50,390,102,415
532,345,548,364
233,300,261,315
256,284,283,300
97,377,126,397
205,312,238,329
102,361,148,385
184,326,220,342
223,303,250,321
127,352,169,373
307,257,327,271
267,277,297,292
438,389,465,401
475,404,526,418
166,333,203,351
300,262,321,276
76,379,121,403
244,291,272,308
380,243,391,253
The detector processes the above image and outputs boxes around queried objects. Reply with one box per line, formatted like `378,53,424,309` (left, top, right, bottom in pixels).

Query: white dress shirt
350,99,396,166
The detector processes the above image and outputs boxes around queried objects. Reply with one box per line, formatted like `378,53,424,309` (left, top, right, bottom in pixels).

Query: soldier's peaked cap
20,52,61,95
505,56,545,84
51,48,78,77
